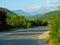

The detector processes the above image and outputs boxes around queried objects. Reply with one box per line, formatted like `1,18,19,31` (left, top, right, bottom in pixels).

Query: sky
0,0,60,11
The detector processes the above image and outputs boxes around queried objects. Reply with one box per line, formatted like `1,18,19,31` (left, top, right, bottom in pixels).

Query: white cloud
46,0,60,3
45,0,60,7
21,5,41,12
21,0,60,13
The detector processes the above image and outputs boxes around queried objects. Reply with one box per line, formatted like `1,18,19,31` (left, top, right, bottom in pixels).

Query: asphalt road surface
0,26,49,45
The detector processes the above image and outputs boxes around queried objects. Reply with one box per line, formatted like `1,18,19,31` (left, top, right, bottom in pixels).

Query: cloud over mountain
21,0,60,15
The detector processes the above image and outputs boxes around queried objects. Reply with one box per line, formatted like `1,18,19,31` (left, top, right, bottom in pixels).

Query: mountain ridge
41,10,59,20
12,10,32,17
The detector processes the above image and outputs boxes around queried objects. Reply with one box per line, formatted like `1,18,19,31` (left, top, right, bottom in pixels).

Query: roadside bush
48,13,60,45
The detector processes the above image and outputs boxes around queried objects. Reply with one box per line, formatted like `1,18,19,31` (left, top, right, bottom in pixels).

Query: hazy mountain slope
12,10,32,17
29,14,42,18
3,8,16,15
23,6,58,15
41,11,59,20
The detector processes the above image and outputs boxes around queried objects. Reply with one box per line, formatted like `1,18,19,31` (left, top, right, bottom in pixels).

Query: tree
0,8,7,31
48,6,60,45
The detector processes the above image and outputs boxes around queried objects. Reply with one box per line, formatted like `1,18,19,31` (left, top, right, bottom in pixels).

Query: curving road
0,26,49,45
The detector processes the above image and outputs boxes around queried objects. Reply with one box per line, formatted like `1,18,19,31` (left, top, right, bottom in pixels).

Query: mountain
41,10,59,20
23,6,58,15
11,6,58,18
12,10,32,17
29,14,42,18
2,8,16,15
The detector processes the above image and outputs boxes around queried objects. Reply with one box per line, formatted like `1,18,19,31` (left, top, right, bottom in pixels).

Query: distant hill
41,11,59,20
29,14,42,18
3,8,16,15
2,8,59,19
12,10,32,17
24,6,58,15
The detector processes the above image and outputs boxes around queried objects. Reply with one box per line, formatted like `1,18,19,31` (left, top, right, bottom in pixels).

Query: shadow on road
0,39,48,45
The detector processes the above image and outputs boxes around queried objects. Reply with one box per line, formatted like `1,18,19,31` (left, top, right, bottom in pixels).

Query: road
0,26,49,45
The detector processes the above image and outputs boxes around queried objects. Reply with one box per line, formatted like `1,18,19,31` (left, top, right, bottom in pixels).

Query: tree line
7,14,48,29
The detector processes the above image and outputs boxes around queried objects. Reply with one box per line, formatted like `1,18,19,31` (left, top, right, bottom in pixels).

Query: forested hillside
41,11,59,20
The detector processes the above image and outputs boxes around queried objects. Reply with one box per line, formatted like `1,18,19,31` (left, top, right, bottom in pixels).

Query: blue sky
0,0,46,10
0,0,60,11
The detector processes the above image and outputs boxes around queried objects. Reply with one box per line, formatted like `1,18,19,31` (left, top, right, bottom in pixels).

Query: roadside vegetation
48,6,60,45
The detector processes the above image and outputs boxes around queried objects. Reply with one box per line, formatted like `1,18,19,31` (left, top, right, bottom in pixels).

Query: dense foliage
7,14,48,29
48,10,60,45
